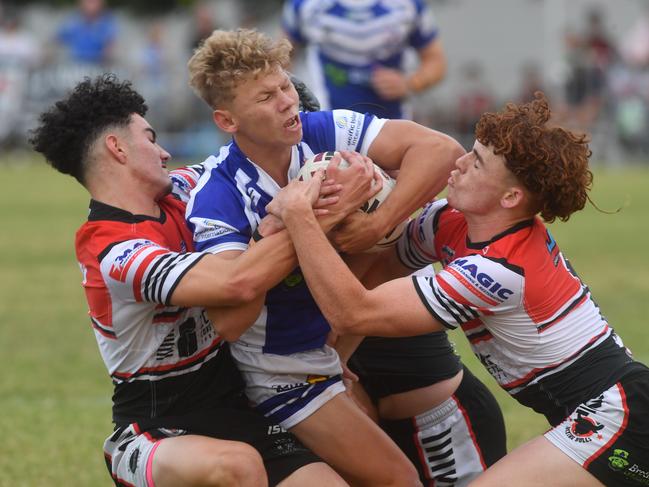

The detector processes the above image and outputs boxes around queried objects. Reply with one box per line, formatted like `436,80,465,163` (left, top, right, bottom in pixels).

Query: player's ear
104,133,127,165
501,185,525,209
213,109,238,134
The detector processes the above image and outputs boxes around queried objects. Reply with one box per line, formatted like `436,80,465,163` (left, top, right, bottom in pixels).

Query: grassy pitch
1,156,647,485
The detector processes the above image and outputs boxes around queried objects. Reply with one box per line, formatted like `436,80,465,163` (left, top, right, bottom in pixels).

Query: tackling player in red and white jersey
269,93,649,486
30,74,378,487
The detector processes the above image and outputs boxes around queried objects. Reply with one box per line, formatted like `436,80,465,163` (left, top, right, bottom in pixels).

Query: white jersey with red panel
74,165,239,423
397,199,616,400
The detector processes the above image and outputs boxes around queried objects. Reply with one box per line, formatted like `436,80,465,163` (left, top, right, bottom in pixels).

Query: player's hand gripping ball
297,151,408,251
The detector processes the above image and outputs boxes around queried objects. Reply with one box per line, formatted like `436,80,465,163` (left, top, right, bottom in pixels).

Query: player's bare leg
469,436,604,487
152,435,267,487
290,392,421,487
278,462,348,486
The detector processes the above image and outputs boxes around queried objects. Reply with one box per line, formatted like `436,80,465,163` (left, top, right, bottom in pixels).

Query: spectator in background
517,62,545,104
0,5,42,146
611,3,649,156
282,0,446,120
57,0,117,65
0,6,41,68
455,61,494,149
560,9,616,131
190,2,219,50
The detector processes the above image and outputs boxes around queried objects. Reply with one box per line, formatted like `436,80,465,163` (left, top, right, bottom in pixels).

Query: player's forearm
283,205,371,333
206,294,265,342
408,40,447,93
335,334,365,363
371,131,463,234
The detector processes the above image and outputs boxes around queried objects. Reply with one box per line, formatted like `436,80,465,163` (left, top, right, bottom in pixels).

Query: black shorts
380,366,507,483
545,363,649,486
348,332,462,400
107,400,319,487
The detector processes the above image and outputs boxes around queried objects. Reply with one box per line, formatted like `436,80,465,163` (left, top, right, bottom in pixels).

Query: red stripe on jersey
445,267,499,306
173,171,196,186
536,292,589,333
468,330,493,345
152,314,182,324
461,318,485,332
113,336,222,380
502,326,610,390
522,248,582,324
583,383,629,468
109,243,155,283
438,274,495,314
454,394,487,470
132,249,169,302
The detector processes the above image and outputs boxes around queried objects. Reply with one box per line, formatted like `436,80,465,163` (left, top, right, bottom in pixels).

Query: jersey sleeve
413,254,523,330
99,238,206,306
282,0,305,43
409,0,439,49
169,164,206,203
185,170,251,254
300,109,387,155
397,199,448,269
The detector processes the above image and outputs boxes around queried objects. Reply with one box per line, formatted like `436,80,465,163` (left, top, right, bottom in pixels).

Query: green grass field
1,155,648,486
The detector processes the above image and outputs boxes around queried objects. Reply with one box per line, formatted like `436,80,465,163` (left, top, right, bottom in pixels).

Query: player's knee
203,443,267,487
392,461,421,487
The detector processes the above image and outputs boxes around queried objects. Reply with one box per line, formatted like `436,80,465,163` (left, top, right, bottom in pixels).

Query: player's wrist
407,73,425,94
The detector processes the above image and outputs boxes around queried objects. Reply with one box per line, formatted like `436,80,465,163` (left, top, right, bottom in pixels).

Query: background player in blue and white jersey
267,93,649,486
282,0,446,119
30,74,359,487
186,28,462,486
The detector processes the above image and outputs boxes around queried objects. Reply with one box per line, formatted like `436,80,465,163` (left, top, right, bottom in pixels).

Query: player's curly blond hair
188,28,292,109
476,92,593,222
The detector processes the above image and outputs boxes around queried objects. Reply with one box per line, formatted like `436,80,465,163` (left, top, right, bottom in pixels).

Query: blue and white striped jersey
186,109,386,355
282,0,438,119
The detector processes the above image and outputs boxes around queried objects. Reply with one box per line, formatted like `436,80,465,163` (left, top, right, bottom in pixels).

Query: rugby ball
297,151,408,252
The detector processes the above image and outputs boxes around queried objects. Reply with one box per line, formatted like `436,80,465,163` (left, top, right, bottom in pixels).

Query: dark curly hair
475,92,592,222
30,74,147,185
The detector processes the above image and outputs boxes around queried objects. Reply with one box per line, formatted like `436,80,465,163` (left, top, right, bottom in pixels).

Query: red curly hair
475,92,592,222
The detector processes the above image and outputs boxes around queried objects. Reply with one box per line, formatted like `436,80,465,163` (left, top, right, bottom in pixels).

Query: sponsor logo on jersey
608,450,649,484
441,245,455,261
609,449,630,471
564,395,605,443
274,381,307,393
283,272,303,288
336,111,362,148
109,241,154,282
192,218,235,242
267,424,287,435
450,259,514,300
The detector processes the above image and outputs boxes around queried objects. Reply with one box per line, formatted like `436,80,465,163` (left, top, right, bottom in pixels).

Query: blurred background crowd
3,0,649,163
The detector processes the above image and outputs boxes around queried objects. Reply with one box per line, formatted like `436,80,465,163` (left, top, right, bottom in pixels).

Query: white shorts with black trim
104,423,182,487
230,343,345,429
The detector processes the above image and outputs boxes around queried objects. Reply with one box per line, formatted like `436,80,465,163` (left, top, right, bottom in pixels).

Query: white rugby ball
297,151,408,252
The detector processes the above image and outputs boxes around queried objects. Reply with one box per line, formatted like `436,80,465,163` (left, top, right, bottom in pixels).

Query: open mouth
284,115,299,129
